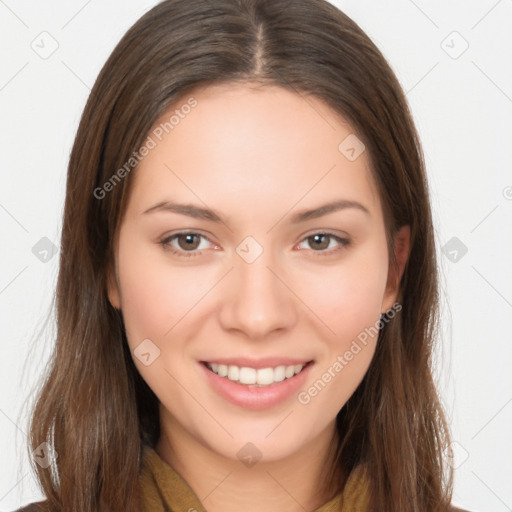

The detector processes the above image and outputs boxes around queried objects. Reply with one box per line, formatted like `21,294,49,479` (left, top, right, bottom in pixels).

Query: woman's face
108,82,409,463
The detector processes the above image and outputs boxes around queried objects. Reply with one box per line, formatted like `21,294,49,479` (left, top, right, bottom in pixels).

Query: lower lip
200,361,314,410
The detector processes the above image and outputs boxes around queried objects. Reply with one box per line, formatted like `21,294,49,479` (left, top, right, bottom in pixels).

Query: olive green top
16,447,471,511
138,445,370,511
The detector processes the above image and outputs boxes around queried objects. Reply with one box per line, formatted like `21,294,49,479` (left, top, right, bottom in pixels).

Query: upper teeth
207,363,305,386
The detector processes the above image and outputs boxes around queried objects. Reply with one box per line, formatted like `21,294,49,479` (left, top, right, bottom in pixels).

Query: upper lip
201,357,313,369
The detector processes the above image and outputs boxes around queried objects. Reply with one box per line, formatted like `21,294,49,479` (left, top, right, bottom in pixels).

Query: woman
15,0,470,510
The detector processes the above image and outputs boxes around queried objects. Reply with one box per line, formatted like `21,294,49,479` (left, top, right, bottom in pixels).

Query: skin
107,82,410,512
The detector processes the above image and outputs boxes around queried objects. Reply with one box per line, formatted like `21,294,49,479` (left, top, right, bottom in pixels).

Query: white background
1,1,511,511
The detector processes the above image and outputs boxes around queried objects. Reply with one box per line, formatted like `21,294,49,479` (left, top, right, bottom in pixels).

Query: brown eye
297,232,351,255
160,231,214,258
176,233,201,251
307,234,330,251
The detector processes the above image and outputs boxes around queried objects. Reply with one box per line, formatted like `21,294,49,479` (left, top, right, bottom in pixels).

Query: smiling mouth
202,360,314,387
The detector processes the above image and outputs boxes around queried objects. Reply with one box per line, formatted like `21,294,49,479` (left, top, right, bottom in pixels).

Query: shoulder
12,500,49,512
450,506,472,512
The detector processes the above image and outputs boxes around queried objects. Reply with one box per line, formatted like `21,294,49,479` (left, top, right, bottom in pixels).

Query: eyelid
299,228,350,240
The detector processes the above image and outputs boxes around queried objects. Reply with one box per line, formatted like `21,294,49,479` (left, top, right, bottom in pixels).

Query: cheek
115,240,205,400
115,237,198,342
299,248,388,411
303,248,388,342
298,273,384,414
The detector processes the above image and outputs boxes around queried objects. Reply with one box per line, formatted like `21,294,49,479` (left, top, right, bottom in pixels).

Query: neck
155,414,344,512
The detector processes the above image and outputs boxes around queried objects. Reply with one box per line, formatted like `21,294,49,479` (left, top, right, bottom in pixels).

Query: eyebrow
142,199,371,223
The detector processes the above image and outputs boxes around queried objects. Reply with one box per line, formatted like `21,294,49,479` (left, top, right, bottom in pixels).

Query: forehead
126,82,382,222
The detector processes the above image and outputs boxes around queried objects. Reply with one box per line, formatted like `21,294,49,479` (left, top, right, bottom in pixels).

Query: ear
106,259,121,310
381,224,410,314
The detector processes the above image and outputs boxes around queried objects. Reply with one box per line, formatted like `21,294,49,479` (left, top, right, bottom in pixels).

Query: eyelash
159,230,351,258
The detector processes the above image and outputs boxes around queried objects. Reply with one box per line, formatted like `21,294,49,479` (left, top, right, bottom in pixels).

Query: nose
218,247,298,340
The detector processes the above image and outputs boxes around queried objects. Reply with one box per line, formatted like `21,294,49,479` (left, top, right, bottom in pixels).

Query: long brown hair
24,0,454,510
